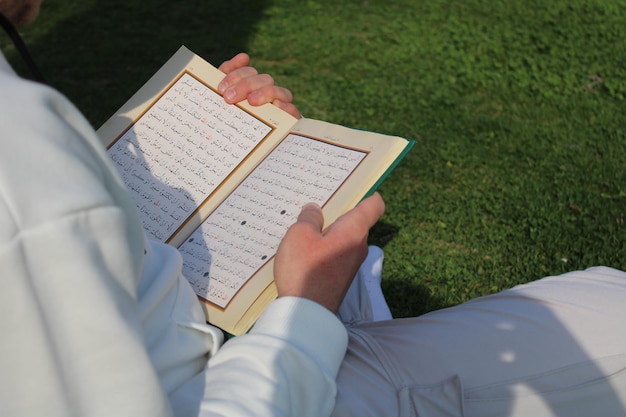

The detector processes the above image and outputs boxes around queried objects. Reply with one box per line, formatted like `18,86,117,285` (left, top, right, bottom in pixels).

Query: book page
178,133,368,308
106,72,273,242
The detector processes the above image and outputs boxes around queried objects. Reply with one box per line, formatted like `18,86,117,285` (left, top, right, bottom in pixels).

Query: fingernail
224,88,236,102
302,202,321,211
218,80,228,93
248,91,261,103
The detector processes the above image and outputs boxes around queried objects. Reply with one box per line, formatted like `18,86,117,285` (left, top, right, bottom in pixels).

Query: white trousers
336,251,626,417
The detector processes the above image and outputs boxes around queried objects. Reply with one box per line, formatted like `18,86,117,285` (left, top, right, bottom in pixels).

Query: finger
296,203,324,232
222,73,277,104
247,85,294,106
272,99,302,119
354,193,386,227
326,193,385,237
218,52,250,74
217,66,260,95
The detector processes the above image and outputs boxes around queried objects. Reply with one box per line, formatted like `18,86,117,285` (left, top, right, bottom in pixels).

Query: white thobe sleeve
170,297,349,417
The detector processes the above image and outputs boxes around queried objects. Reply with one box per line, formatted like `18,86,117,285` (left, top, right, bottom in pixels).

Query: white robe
0,51,348,417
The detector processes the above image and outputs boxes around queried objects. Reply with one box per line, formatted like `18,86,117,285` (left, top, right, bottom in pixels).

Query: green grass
3,0,625,318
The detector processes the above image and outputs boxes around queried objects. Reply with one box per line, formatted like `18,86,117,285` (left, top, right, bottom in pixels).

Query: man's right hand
273,193,385,313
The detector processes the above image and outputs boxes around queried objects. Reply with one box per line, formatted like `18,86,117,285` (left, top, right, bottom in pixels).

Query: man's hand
218,53,301,119
273,193,385,313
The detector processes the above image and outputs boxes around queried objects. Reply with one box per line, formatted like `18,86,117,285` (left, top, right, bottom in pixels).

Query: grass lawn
3,0,625,318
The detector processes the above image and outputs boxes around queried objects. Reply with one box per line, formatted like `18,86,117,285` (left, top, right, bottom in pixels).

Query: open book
97,46,414,336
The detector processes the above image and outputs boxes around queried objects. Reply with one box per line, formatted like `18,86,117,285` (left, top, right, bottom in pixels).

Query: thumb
296,203,324,232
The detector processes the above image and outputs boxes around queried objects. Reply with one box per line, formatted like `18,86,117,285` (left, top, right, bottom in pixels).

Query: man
2,2,626,416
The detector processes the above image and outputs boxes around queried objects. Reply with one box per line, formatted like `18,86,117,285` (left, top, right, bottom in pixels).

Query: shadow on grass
371,221,452,317
382,279,451,319
14,0,272,125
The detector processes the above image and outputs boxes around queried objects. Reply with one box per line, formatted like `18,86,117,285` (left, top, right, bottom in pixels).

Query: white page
107,73,272,241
